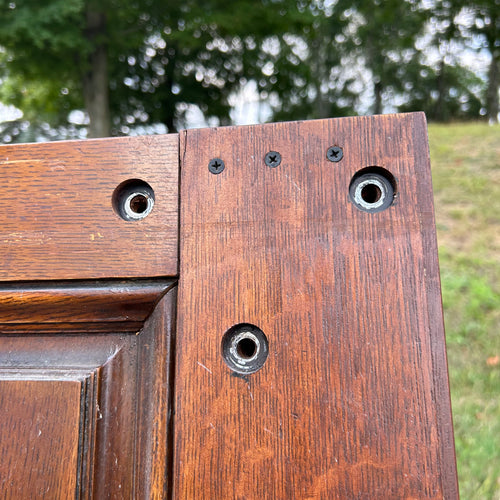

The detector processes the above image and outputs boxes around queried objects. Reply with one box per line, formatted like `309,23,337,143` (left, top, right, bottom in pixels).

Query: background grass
428,123,500,499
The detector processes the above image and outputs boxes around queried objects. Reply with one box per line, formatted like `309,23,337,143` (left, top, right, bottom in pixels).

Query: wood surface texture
0,278,173,333
175,113,458,499
0,282,176,499
0,134,179,281
0,379,82,498
0,114,457,499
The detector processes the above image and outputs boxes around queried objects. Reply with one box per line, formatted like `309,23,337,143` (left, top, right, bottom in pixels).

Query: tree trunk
311,30,330,119
165,113,176,134
162,48,178,133
435,60,447,122
486,54,499,124
82,8,110,138
374,80,383,115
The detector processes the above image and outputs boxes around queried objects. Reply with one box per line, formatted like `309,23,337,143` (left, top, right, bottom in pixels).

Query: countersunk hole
361,183,382,204
349,167,396,213
236,337,257,359
222,324,269,374
113,179,155,221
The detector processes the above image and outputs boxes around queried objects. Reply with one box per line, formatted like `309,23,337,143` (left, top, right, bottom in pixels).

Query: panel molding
0,285,177,499
0,278,175,333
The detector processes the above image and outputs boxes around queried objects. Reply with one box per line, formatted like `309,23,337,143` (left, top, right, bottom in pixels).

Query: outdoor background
1,1,499,498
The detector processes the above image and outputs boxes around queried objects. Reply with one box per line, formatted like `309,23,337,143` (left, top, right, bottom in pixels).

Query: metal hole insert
236,337,258,359
113,179,155,221
222,324,269,374
349,171,395,213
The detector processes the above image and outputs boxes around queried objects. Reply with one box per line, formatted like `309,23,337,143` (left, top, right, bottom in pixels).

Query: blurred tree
0,0,151,137
0,0,310,139
333,0,429,115
429,0,498,121
395,0,486,121
0,0,496,140
265,3,358,122
398,60,484,120
0,1,88,136
466,0,499,122
117,1,313,133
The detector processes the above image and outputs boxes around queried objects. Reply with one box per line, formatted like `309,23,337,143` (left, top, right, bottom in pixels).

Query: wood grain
0,134,178,281
0,284,177,498
0,278,173,333
175,113,458,499
0,379,83,499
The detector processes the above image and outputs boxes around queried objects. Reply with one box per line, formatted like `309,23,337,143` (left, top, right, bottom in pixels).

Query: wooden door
0,113,458,499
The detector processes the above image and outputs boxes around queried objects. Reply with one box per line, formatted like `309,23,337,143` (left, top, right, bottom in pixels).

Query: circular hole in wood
113,179,155,221
129,194,149,214
222,324,268,374
349,167,396,213
236,337,258,359
361,183,382,204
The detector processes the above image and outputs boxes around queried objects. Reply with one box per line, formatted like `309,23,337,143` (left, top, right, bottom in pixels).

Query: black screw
327,146,343,162
208,158,225,174
264,151,282,168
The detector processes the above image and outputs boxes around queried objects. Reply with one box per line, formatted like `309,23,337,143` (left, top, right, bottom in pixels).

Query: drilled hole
349,167,396,213
236,338,257,359
361,183,382,204
129,194,149,214
222,324,269,374
112,179,155,221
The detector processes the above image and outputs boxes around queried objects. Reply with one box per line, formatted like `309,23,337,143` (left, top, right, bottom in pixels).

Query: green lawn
428,122,500,499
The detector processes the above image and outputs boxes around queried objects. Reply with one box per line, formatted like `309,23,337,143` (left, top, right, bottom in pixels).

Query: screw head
208,158,225,174
264,151,282,168
327,146,344,162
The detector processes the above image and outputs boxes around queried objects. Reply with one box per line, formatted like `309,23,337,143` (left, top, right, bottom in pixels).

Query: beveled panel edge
0,278,176,332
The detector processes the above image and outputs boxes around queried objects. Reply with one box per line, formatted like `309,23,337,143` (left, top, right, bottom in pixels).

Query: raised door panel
0,284,176,499
0,379,82,498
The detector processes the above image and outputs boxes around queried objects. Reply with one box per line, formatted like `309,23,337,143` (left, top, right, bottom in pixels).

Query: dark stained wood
175,113,458,499
0,134,179,281
0,115,458,498
0,279,173,333
0,379,82,498
135,285,177,499
0,283,177,499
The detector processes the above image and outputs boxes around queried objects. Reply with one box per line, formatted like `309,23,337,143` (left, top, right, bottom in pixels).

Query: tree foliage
0,0,312,139
0,0,498,142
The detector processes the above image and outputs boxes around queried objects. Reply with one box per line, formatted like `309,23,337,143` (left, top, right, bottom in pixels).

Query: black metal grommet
349,169,395,213
222,323,269,374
